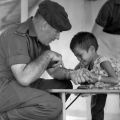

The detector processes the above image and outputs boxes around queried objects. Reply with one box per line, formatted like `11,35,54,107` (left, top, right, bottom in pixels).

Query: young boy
70,31,120,120
70,31,120,85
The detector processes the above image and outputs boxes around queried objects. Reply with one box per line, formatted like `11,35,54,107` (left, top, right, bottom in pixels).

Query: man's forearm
17,51,52,86
48,67,72,80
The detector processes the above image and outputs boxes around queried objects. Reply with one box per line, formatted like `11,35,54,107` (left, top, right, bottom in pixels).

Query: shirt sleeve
99,56,110,63
3,32,30,66
96,1,112,27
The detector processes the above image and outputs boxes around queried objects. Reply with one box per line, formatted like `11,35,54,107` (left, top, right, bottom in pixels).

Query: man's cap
37,0,72,32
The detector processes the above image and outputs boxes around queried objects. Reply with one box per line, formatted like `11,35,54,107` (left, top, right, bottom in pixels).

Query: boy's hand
70,69,90,85
89,72,99,83
81,69,99,83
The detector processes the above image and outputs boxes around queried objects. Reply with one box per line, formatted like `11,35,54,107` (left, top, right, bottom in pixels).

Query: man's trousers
0,78,72,120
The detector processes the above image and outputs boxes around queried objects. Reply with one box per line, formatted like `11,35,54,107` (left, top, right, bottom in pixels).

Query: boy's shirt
91,56,120,78
77,55,120,89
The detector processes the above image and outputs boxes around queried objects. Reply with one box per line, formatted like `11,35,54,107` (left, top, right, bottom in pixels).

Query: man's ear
41,21,48,31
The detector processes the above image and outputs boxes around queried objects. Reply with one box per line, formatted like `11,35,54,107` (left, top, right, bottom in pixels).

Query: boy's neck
92,53,99,63
89,53,99,70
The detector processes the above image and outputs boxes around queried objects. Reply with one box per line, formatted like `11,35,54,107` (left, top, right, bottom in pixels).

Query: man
0,0,89,120
92,0,120,120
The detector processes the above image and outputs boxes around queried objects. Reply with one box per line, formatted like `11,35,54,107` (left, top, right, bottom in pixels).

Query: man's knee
27,93,62,117
7,95,62,120
43,95,62,118
32,95,63,119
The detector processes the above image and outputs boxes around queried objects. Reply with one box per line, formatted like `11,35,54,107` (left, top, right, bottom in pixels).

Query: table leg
60,92,66,120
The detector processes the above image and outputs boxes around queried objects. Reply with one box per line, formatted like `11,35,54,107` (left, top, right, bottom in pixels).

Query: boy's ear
89,45,95,51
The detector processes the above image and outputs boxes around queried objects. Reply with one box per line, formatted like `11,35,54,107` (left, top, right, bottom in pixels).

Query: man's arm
47,62,91,85
92,23,120,41
92,23,120,57
47,66,72,80
11,50,62,86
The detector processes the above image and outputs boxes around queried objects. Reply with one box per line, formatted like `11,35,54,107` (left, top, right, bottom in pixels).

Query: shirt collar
16,17,37,37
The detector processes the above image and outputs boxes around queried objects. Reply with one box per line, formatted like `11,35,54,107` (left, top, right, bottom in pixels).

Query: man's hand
47,50,64,68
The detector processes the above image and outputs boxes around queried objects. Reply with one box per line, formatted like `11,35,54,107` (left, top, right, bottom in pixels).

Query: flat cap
38,0,72,32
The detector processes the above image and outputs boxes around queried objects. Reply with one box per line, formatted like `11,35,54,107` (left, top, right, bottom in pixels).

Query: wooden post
21,0,28,22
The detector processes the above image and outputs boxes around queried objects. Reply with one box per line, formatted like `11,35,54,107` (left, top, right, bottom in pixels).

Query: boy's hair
70,32,98,52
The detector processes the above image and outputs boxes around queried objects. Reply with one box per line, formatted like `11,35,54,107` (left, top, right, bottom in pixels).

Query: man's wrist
43,50,53,60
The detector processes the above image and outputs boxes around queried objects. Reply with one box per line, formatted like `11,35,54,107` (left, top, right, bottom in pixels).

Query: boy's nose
56,32,60,40
77,57,81,61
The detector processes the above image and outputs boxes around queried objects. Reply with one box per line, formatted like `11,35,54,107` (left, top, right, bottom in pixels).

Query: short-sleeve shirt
91,55,120,78
96,0,120,34
0,17,50,86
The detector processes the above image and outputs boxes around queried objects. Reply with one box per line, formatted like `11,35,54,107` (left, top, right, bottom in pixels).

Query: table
49,89,120,120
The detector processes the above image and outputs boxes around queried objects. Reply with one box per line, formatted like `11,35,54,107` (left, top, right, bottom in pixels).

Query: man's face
44,24,60,45
37,21,60,46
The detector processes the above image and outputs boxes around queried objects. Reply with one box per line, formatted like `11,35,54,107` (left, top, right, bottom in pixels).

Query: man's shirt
0,18,50,86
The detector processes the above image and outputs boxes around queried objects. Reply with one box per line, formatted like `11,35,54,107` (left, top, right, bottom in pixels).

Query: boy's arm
91,60,119,84
99,61,119,84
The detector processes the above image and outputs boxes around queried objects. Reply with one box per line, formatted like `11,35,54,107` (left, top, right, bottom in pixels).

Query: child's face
73,45,93,66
